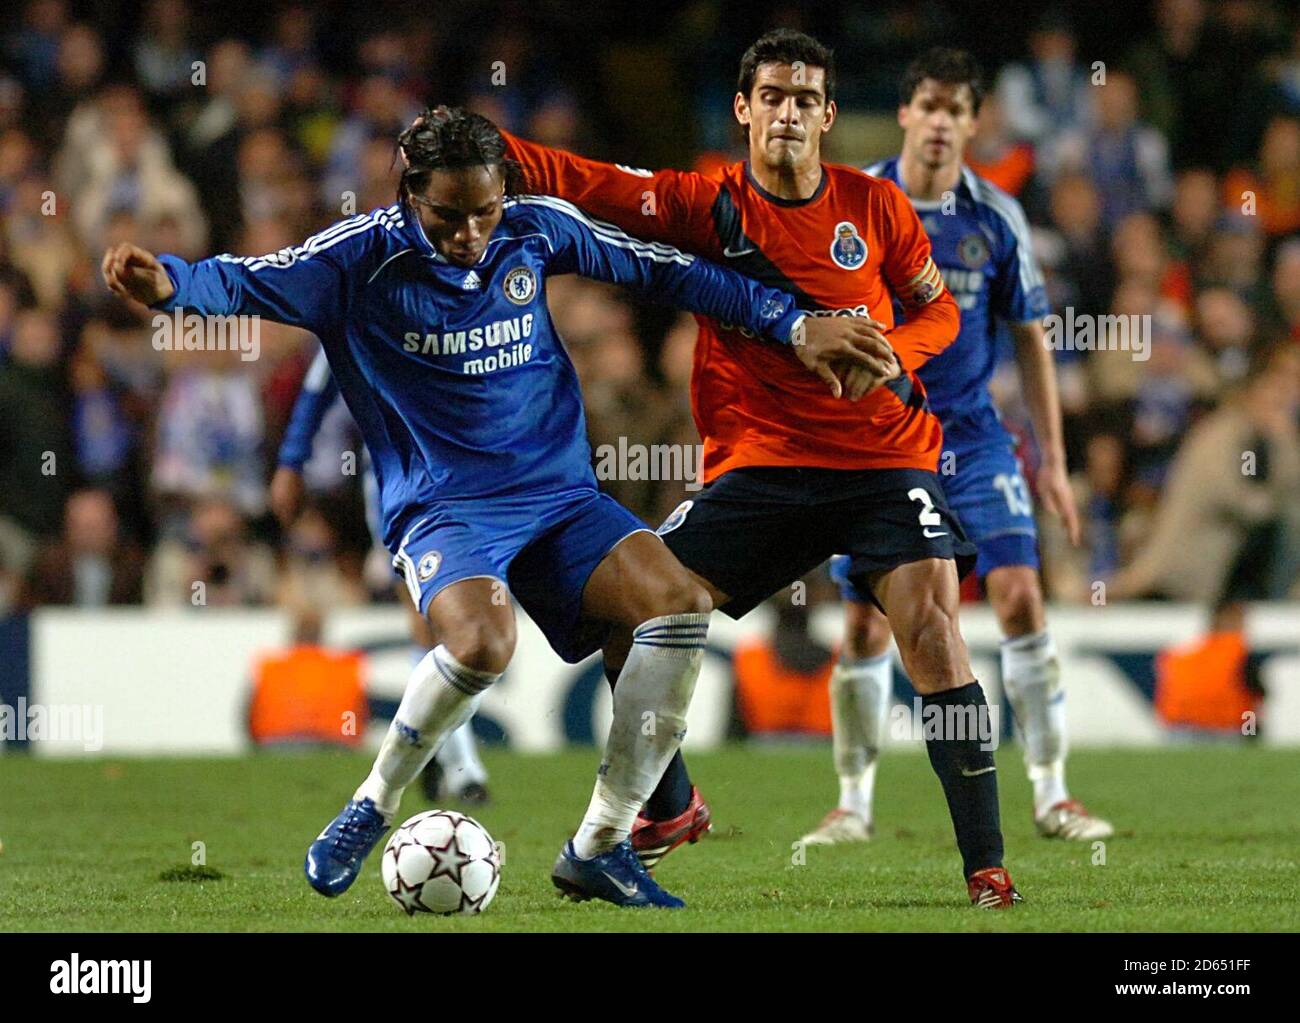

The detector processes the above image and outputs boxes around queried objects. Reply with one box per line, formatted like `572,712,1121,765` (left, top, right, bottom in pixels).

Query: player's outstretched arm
535,197,895,396
102,221,358,336
501,130,715,251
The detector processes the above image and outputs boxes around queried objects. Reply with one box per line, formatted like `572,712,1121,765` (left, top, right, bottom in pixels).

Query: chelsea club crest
503,266,537,305
417,551,441,581
830,221,867,270
958,232,991,269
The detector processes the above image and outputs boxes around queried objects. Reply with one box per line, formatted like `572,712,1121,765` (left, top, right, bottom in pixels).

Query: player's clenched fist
792,314,900,399
101,243,175,307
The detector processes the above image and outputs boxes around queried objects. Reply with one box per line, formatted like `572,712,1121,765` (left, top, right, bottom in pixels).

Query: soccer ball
381,810,502,916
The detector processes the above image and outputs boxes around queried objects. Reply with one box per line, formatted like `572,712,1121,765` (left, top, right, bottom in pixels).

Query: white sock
831,652,892,820
572,613,708,859
435,720,488,789
1001,630,1069,816
355,644,499,819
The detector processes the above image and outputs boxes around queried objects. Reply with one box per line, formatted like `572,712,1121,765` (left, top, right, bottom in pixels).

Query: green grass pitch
1,745,1296,931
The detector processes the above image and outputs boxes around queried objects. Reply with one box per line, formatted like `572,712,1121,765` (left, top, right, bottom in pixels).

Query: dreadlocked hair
395,105,527,205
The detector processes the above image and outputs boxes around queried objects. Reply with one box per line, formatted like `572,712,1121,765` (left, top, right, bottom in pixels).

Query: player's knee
636,574,713,621
990,572,1044,637
442,618,516,676
843,603,889,659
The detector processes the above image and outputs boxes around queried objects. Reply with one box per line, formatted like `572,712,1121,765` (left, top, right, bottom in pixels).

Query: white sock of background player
435,721,489,790
355,645,498,819
572,613,709,860
407,644,490,791
1000,630,1069,817
830,651,892,822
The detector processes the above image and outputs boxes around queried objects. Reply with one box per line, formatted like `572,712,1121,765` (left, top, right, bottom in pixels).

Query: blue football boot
551,838,685,908
304,797,390,897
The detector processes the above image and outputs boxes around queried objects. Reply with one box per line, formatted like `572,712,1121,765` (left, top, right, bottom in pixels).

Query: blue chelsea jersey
155,195,803,551
863,158,1050,421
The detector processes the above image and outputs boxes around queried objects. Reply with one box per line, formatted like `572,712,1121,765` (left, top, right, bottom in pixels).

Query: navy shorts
658,466,976,616
831,407,1038,603
393,488,651,663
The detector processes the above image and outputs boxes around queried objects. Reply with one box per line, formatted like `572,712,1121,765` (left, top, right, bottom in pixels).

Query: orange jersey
504,132,960,481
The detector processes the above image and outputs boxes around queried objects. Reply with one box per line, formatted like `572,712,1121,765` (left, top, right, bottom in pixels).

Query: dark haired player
805,48,1113,847
101,107,884,910
504,29,1025,906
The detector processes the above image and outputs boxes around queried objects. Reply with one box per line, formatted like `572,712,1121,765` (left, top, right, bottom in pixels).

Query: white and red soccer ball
381,810,502,916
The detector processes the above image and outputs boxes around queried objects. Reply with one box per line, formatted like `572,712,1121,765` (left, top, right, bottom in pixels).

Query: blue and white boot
304,798,390,897
551,838,685,908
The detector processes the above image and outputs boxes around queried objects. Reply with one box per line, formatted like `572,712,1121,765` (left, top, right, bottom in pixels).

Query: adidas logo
461,271,481,290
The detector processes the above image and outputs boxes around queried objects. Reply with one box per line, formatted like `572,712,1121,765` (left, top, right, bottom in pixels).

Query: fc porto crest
417,551,442,582
656,500,694,536
958,232,991,270
503,266,537,305
830,221,867,270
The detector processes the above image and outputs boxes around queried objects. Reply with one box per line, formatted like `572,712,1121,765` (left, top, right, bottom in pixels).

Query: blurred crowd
0,0,1298,616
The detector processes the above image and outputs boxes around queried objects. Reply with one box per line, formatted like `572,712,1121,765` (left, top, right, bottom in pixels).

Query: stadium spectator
276,505,366,611
1041,172,1113,317
69,336,134,487
1222,113,1300,240
1167,167,1223,268
151,347,267,520
132,0,201,108
965,94,1035,198
0,307,74,577
146,497,276,607
1125,0,1213,170
321,75,419,210
1040,70,1173,229
995,11,1092,147
62,84,207,256
1193,286,1256,383
20,488,144,607
1109,344,1300,601
258,5,321,89
1266,237,1300,342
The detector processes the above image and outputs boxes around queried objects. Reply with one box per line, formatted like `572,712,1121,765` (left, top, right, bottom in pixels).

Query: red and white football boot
967,866,1024,909
630,786,713,871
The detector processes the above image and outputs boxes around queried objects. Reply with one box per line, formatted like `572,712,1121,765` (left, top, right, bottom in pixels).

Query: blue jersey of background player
103,106,882,910
857,154,1049,575
810,49,1114,849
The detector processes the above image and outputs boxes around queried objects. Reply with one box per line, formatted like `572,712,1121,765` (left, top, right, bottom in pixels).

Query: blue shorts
392,488,650,663
832,407,1038,603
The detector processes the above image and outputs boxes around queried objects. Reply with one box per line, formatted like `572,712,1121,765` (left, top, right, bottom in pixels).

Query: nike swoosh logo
601,871,639,897
960,766,997,777
723,244,756,258
923,528,948,538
